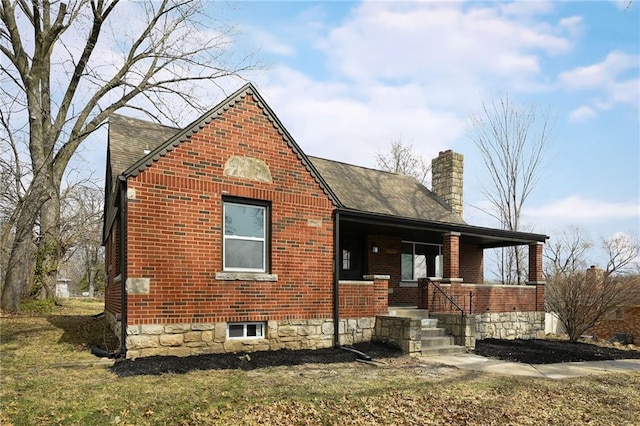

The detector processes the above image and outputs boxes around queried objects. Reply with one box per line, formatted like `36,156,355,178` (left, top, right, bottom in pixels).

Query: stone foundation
431,311,545,349
122,317,375,359
474,311,545,341
373,316,422,354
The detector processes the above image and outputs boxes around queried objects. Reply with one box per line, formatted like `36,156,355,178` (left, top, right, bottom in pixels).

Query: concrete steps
420,325,466,356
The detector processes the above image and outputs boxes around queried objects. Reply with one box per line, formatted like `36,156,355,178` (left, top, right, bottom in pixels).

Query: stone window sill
215,272,278,282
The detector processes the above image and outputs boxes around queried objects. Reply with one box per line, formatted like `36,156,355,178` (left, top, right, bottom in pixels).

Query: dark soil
474,338,640,364
109,339,640,377
111,342,403,377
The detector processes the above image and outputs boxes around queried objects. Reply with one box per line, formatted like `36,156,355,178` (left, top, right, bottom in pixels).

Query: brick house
587,274,640,344
103,83,548,359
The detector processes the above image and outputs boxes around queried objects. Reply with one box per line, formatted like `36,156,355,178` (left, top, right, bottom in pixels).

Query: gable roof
309,157,465,225
105,83,547,245
109,83,339,205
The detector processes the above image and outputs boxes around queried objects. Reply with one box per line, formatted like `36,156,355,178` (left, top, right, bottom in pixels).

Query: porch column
527,242,544,283
527,241,545,311
442,231,460,280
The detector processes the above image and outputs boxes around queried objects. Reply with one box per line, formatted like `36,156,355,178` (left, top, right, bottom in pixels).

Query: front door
339,234,365,280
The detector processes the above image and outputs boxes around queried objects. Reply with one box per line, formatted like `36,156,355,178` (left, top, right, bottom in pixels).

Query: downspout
117,175,128,359
333,210,340,347
333,211,373,362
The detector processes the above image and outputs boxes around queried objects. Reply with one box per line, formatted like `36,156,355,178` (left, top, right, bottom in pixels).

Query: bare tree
545,229,640,341
58,184,104,297
544,226,592,277
467,96,553,284
0,0,258,311
376,139,431,186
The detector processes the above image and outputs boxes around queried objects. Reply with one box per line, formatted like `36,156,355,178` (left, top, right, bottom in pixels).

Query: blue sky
201,0,638,266
63,1,637,267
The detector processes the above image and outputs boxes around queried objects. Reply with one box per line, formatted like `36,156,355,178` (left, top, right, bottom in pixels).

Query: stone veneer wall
474,312,545,341
123,317,375,359
373,316,423,354
431,311,545,349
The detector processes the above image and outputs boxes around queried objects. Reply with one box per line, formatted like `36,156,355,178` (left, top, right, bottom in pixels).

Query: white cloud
240,1,584,171
255,66,462,168
569,105,596,122
613,1,634,10
558,50,640,116
244,28,295,56
559,50,638,90
316,1,573,93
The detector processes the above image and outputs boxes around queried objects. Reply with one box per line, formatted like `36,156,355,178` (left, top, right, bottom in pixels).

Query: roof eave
336,208,549,244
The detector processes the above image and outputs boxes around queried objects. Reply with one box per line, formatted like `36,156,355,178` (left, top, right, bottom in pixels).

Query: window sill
399,281,418,288
215,272,278,282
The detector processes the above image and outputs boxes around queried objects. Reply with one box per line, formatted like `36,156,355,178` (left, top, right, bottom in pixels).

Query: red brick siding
528,242,544,282
459,243,483,284
588,306,640,343
365,235,419,305
124,94,335,325
423,279,544,314
339,277,388,317
443,232,460,279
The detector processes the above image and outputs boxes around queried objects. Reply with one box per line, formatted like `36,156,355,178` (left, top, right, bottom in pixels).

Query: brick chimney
431,150,464,218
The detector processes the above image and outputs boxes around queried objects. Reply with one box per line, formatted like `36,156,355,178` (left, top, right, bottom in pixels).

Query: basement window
227,322,265,339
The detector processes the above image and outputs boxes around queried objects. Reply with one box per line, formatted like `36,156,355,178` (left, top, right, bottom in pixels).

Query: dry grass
1,300,639,425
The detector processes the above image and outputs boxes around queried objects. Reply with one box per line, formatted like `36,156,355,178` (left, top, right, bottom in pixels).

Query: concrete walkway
420,353,640,379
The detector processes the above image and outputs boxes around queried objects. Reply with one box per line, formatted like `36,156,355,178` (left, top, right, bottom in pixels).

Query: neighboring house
103,83,548,359
588,275,640,344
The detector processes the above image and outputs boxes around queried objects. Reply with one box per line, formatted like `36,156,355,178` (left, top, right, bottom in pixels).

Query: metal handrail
427,279,466,317
424,279,468,346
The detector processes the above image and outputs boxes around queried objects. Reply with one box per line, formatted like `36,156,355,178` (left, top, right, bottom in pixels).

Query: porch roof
337,208,548,248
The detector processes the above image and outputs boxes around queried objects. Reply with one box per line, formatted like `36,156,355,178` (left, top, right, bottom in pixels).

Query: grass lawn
1,300,639,425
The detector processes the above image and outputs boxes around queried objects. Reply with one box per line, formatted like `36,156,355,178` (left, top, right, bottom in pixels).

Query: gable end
123,83,341,207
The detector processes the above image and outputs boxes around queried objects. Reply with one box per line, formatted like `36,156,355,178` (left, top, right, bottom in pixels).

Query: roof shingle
309,157,465,225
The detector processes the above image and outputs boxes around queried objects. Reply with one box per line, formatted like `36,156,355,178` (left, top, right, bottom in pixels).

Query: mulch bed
111,342,403,377
109,339,640,376
474,338,640,364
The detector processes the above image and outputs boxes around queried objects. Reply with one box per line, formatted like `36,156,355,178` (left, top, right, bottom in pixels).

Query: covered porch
335,209,548,352
336,209,547,309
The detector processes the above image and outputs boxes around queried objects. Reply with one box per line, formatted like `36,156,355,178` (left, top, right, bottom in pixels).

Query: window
227,322,265,339
342,249,351,270
402,241,442,281
223,201,267,272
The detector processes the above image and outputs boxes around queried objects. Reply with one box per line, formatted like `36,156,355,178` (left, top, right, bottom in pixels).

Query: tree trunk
1,205,38,312
34,182,62,302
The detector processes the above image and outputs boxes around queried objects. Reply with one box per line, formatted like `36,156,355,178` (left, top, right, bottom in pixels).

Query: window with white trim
223,201,267,272
227,322,265,339
401,241,443,281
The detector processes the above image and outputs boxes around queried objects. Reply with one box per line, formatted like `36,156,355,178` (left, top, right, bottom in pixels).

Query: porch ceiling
338,209,548,248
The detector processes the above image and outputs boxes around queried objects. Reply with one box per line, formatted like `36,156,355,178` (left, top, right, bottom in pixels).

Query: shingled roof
105,84,549,246
107,111,464,225
309,157,465,225
108,114,179,185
